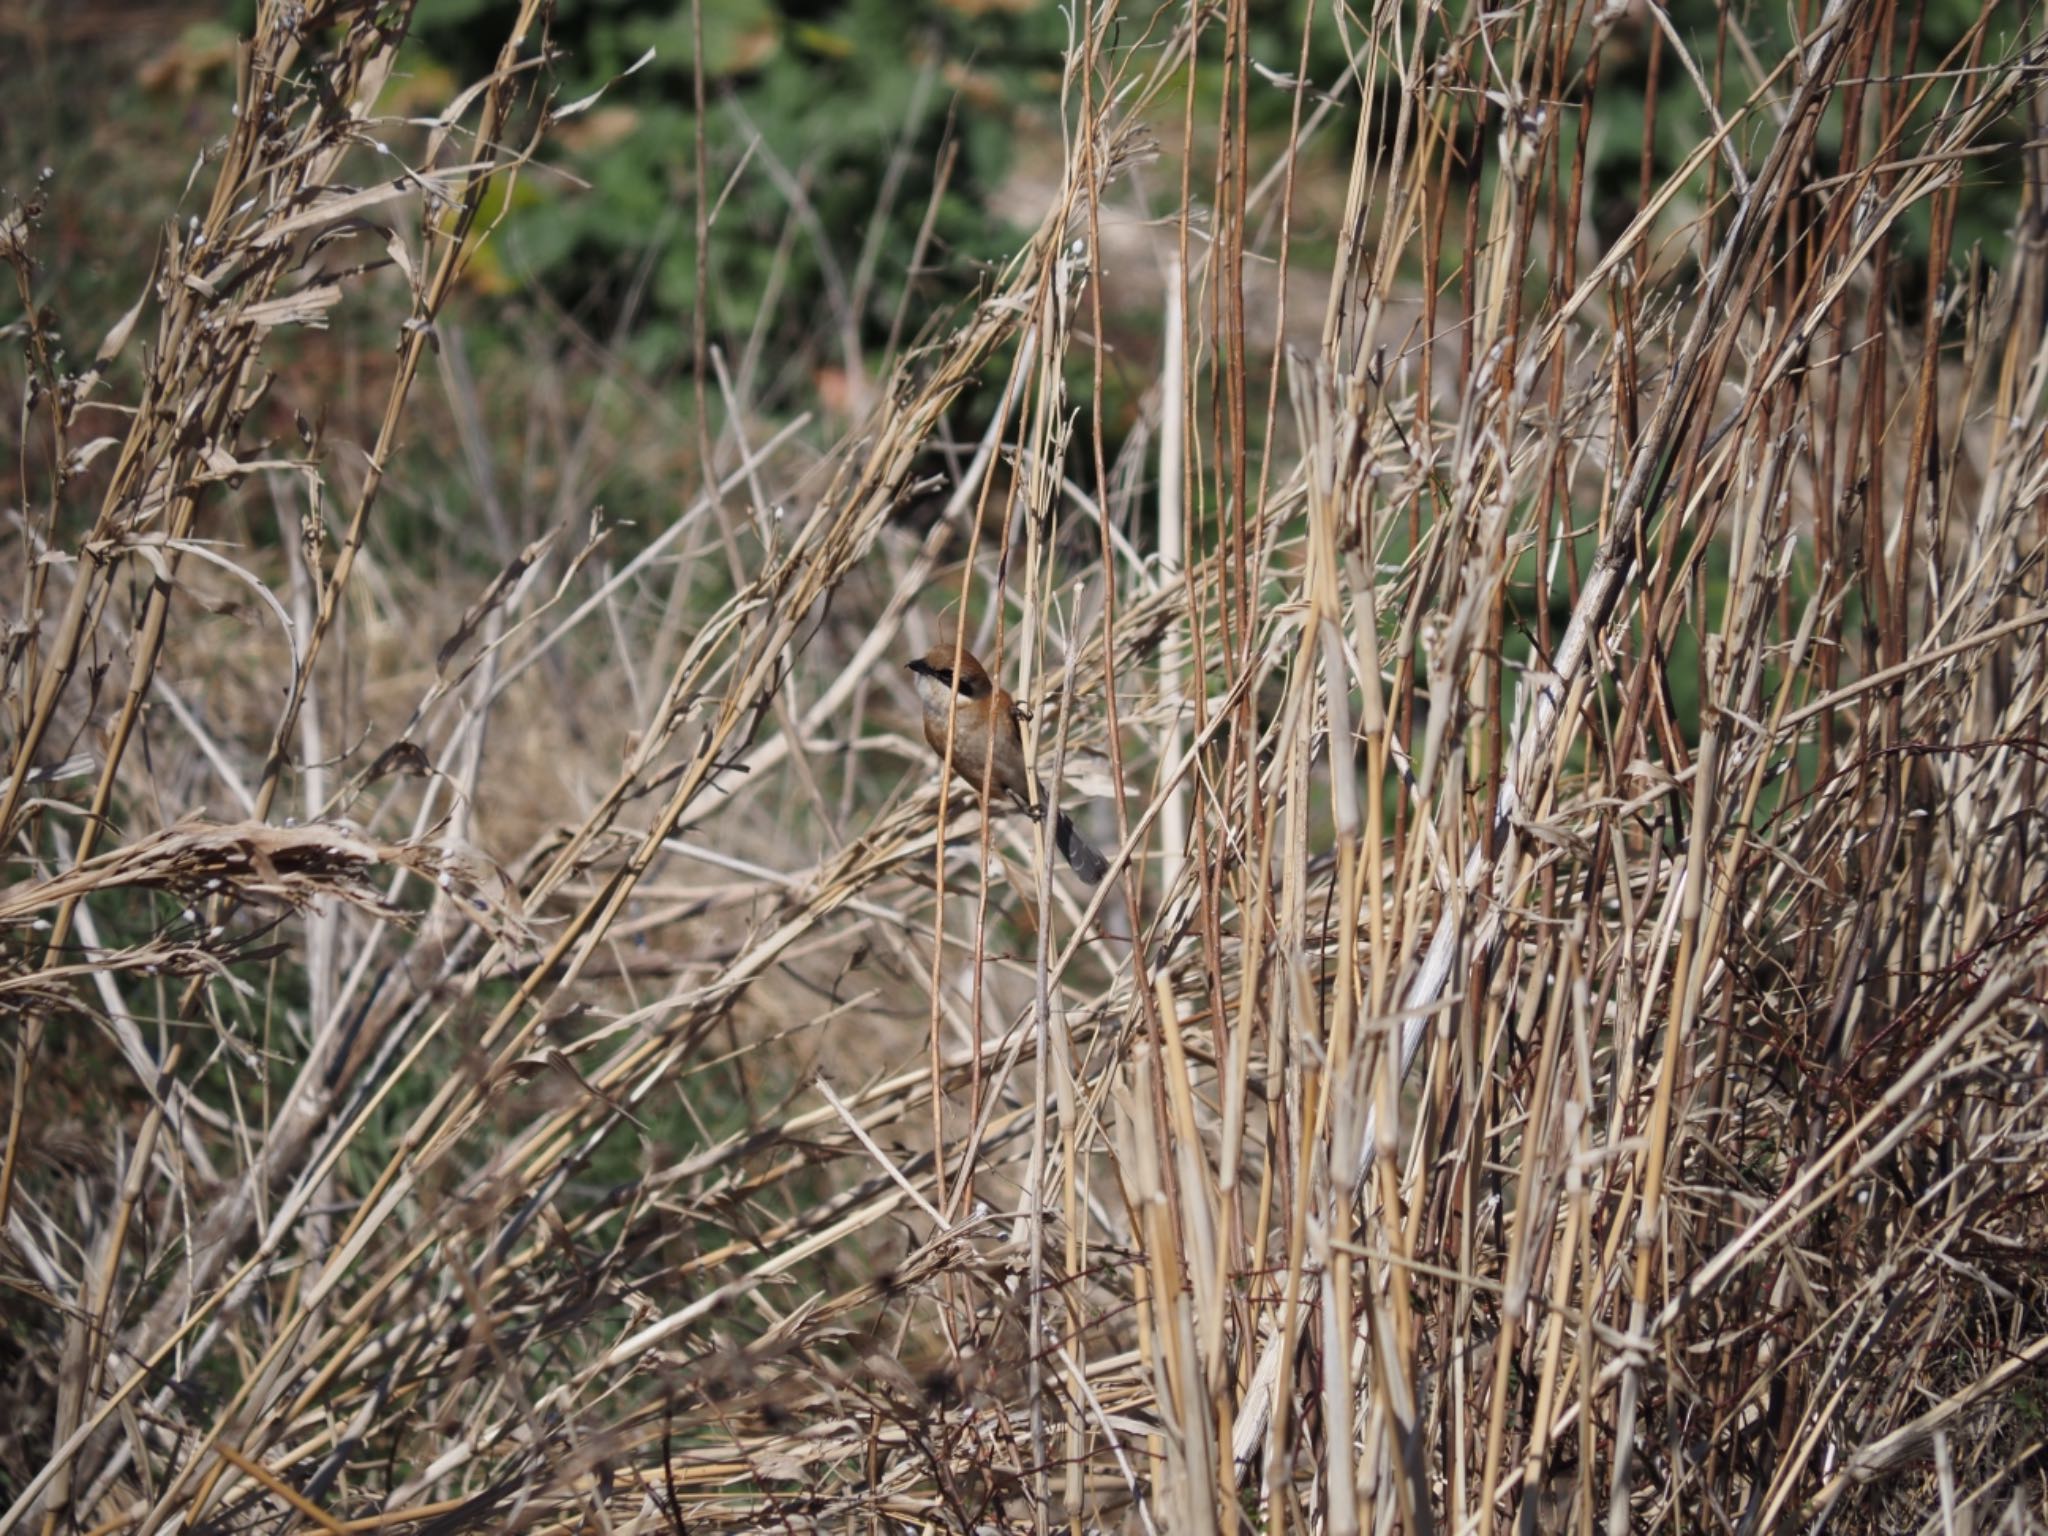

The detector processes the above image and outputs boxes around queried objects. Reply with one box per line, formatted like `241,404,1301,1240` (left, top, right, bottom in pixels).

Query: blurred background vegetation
6,0,2024,522
5,0,2026,749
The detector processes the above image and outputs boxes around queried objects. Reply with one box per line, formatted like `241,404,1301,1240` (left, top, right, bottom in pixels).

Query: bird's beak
905,658,932,679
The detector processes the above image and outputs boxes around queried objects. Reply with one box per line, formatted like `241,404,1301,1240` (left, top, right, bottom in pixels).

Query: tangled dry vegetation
5,0,2048,1530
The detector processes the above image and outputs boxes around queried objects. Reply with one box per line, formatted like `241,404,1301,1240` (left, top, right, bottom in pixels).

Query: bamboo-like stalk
4,0,2047,1531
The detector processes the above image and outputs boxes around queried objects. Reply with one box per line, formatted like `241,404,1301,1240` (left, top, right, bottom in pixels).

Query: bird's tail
1055,810,1110,884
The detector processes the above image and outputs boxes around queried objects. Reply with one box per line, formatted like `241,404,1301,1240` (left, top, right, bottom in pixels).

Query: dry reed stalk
5,0,2048,1531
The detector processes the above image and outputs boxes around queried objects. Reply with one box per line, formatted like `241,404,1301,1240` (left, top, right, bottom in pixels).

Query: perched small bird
906,644,1111,885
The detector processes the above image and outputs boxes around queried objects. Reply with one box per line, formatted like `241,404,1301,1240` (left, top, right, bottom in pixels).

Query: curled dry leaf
419,835,541,959
0,819,417,926
0,822,532,958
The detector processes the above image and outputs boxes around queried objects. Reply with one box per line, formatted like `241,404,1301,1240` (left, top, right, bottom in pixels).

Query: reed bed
4,0,2047,1531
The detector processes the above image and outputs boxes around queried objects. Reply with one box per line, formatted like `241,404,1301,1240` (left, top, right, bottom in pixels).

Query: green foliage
403,0,1074,375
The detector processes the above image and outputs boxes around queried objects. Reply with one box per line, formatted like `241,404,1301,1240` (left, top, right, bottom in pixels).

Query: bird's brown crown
909,644,993,698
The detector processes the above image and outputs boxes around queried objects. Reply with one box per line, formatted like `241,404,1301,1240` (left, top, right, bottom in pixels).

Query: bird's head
907,644,993,702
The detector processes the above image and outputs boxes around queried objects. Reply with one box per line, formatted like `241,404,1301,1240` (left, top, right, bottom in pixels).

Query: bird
906,643,1111,885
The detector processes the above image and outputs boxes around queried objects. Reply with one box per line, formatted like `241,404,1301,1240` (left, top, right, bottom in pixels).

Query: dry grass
5,0,2048,1532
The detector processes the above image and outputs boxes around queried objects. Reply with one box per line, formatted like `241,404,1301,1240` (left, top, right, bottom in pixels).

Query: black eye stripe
911,659,984,695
